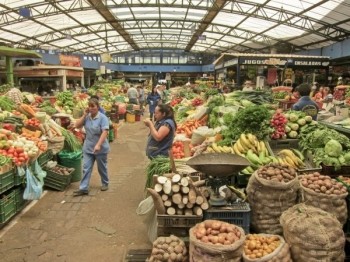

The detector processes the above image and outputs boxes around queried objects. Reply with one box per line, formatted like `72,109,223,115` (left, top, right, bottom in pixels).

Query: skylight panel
213,13,245,28
265,24,306,39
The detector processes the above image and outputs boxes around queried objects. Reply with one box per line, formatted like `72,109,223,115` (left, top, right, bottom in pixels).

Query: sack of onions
299,172,348,224
148,235,187,262
280,203,345,262
189,220,245,262
246,164,299,235
243,234,292,262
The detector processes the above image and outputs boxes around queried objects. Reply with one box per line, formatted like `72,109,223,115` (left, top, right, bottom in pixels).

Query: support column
6,56,14,86
62,74,67,91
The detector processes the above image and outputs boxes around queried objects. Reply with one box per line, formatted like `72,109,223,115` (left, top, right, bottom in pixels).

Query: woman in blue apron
144,104,177,159
73,98,110,196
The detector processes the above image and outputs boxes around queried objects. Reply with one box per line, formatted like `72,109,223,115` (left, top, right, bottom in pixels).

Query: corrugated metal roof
0,0,348,55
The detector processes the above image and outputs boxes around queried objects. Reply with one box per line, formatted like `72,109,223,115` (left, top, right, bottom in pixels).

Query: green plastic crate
0,190,16,223
14,187,28,212
0,169,15,194
43,164,74,191
37,150,53,166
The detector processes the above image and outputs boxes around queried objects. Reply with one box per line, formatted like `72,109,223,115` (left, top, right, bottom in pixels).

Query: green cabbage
324,139,343,157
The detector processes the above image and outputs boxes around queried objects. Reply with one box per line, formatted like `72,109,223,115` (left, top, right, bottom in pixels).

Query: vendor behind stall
292,83,319,120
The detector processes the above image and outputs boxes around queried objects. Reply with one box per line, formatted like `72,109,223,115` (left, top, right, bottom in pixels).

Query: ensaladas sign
239,57,329,67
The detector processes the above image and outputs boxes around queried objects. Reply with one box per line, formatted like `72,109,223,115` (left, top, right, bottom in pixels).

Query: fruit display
276,149,305,169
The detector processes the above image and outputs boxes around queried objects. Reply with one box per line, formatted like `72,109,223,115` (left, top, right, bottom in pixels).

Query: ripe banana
283,156,297,168
240,134,255,151
235,139,247,154
247,133,258,148
211,143,221,153
259,141,268,156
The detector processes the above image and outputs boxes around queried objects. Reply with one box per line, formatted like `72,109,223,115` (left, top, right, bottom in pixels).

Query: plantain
227,185,247,201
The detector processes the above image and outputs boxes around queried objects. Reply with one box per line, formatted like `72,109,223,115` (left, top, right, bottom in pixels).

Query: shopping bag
24,167,43,200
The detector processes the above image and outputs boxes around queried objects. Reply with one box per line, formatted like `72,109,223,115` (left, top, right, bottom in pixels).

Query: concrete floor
0,118,153,262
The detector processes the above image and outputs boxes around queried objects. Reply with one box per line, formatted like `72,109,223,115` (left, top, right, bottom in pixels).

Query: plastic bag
17,166,25,177
34,160,46,187
136,196,157,243
24,168,43,200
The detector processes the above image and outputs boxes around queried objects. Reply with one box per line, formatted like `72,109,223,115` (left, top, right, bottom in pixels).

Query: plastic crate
203,202,251,233
278,100,295,111
267,139,299,152
37,150,53,166
236,173,251,187
0,189,16,223
157,214,202,237
44,176,71,191
321,164,350,177
43,165,74,191
0,169,15,194
13,187,28,212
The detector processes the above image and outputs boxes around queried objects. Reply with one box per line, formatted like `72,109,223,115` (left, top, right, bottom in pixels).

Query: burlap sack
246,171,299,235
280,203,345,262
189,222,246,262
300,185,348,225
47,136,65,155
243,234,292,262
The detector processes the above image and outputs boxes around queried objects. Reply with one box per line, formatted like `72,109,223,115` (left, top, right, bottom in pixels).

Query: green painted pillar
5,56,14,86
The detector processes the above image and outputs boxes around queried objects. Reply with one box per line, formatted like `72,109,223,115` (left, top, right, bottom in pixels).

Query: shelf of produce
319,121,350,137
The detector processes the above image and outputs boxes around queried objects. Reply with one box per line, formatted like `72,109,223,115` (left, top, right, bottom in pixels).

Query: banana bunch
277,149,305,169
76,99,88,109
232,133,268,156
206,143,234,153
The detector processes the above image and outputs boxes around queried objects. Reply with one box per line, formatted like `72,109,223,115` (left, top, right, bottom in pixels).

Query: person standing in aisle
146,86,161,121
144,104,177,159
137,85,145,114
127,85,139,105
292,83,319,120
73,98,110,196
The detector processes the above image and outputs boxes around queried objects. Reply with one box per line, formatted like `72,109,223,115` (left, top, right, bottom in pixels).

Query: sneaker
101,185,109,191
73,190,89,196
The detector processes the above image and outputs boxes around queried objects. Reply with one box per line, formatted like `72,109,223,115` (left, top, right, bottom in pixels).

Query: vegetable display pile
145,157,171,188
192,220,242,245
219,105,272,145
149,235,187,262
244,234,281,259
270,110,287,139
284,111,313,139
257,164,296,183
0,96,16,111
225,90,274,105
46,165,74,176
148,174,208,216
299,172,347,195
299,124,350,169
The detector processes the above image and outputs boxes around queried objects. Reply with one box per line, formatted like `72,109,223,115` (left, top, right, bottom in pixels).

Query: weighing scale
186,153,249,206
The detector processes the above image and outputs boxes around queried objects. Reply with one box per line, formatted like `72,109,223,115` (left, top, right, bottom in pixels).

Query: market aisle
0,118,152,262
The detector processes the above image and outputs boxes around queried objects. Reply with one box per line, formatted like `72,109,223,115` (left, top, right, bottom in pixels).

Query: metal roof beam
87,0,139,51
185,0,227,51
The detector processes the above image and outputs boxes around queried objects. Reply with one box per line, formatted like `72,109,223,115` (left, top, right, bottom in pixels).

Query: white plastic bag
136,196,157,243
24,168,43,200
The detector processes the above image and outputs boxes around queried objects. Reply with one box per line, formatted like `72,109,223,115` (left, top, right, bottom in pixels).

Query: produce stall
139,83,350,261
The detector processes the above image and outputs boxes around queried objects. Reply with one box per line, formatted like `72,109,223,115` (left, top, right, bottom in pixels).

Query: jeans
79,152,109,191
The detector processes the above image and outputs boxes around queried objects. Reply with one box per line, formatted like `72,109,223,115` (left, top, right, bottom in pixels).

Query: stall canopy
0,46,42,58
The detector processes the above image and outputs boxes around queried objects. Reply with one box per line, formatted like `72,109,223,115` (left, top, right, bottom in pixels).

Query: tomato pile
270,111,287,140
24,118,41,128
172,141,185,159
191,97,204,106
170,97,182,107
0,146,29,166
